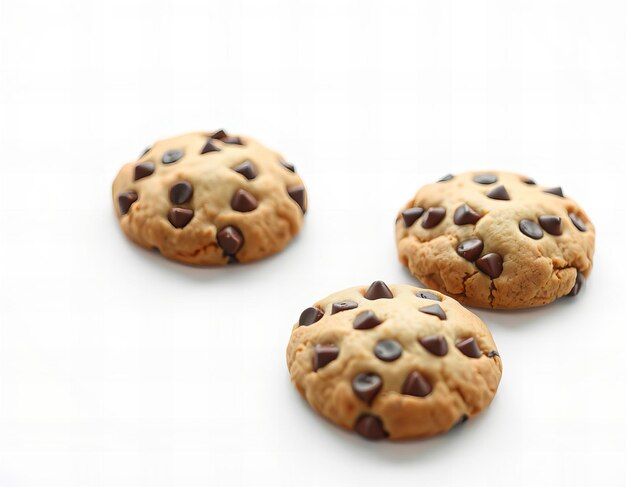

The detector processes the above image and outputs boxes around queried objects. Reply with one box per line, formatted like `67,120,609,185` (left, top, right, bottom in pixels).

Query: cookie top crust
286,282,502,440
112,130,307,265
396,171,595,309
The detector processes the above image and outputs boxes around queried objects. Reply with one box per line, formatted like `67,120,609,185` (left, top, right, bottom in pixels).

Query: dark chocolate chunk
415,291,442,301
162,149,184,164
299,307,324,326
569,212,587,232
200,140,220,154
457,238,484,262
401,207,424,227
167,208,194,228
476,253,503,278
217,226,244,255
169,181,193,204
523,177,536,185
287,185,306,213
222,136,243,145
438,174,454,182
456,337,482,358
364,281,393,300
374,339,402,362
232,161,257,180
118,192,138,215
401,371,432,397
421,207,446,228
353,311,382,330
538,215,563,236
419,335,448,356
331,301,358,314
314,344,339,371
352,373,382,404
231,189,258,212
486,185,510,201
473,174,498,184
134,162,155,181
487,351,500,358
279,161,296,172
568,269,585,297
354,414,388,440
211,129,227,140
543,186,564,197
519,219,543,239
419,304,447,320
453,204,482,225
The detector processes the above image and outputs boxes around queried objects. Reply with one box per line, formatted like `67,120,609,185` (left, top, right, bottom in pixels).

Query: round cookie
286,281,502,440
112,130,307,265
396,171,595,309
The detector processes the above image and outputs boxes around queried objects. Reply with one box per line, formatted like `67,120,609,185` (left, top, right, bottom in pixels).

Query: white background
0,0,625,485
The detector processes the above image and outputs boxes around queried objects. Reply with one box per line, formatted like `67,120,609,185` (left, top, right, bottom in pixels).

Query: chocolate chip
353,311,382,330
568,270,585,297
118,192,138,215
227,255,239,265
539,215,563,236
169,181,193,204
211,129,227,140
419,304,447,320
456,337,482,358
457,238,484,262
415,291,441,301
438,174,454,182
476,253,503,278
402,371,432,397
217,226,244,255
419,335,448,356
354,414,388,440
168,208,194,228
331,301,358,314
299,307,324,326
569,212,587,232
134,162,155,181
453,204,482,225
487,351,500,358
162,149,184,164
519,219,543,239
313,344,339,371
453,414,469,427
523,177,536,185
222,136,243,145
486,185,510,200
364,281,393,300
421,207,446,228
352,373,382,404
473,174,498,184
287,186,306,213
233,161,257,180
231,189,258,212
200,140,220,154
401,207,424,227
374,339,402,362
280,161,296,172
544,187,564,197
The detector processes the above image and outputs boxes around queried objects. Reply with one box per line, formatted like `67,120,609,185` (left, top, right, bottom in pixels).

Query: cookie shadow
112,213,307,284
398,263,586,331
287,385,497,463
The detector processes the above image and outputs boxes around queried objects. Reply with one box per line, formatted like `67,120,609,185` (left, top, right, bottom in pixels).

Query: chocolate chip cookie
396,171,595,308
286,282,502,440
112,130,307,265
